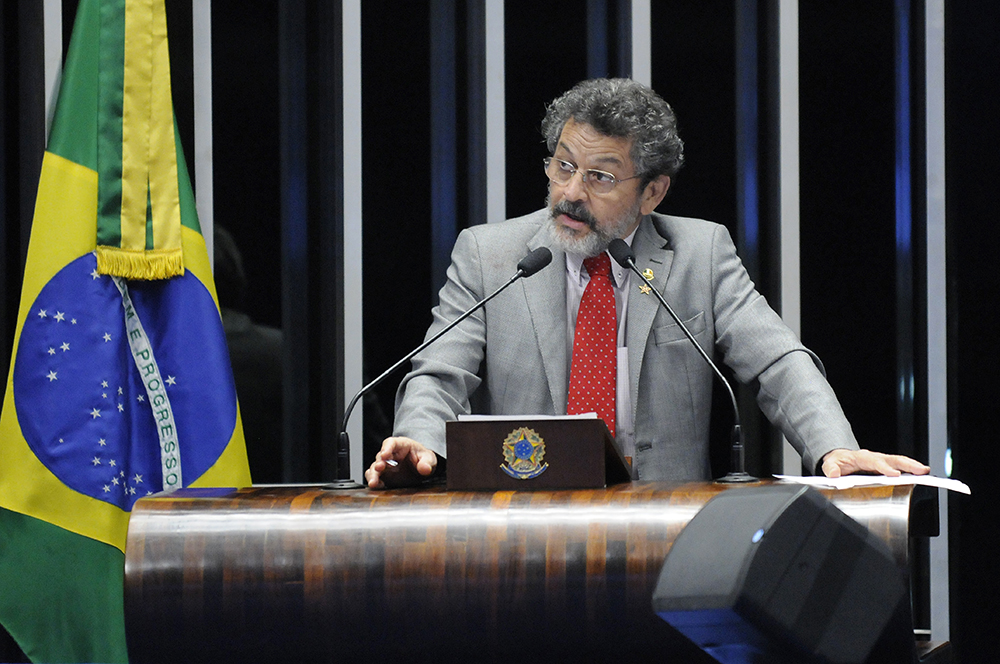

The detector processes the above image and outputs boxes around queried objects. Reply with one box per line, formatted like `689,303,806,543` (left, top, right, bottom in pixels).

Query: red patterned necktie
567,252,617,437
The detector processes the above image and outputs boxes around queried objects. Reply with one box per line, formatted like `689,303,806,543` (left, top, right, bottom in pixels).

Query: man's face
546,119,645,257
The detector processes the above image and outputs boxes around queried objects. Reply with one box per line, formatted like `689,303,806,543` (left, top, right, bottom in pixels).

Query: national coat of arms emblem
499,427,548,479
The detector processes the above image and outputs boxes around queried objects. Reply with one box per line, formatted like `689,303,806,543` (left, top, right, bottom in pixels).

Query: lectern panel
123,482,921,663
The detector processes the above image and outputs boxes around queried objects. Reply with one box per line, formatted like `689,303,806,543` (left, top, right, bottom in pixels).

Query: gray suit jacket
393,209,859,481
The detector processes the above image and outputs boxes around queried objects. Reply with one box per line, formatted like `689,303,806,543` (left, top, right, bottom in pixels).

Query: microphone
516,246,553,277
329,246,554,489
607,239,757,484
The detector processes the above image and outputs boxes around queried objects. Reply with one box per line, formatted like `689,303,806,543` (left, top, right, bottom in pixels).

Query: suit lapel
525,225,569,413
626,216,674,419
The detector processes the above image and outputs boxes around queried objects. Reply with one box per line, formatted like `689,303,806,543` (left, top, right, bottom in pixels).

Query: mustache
551,200,598,229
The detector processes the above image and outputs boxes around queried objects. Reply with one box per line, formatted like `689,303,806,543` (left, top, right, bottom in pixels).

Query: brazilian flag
0,0,251,661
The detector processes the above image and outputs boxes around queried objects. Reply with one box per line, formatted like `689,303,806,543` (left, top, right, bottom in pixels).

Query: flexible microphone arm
330,246,554,488
607,239,757,484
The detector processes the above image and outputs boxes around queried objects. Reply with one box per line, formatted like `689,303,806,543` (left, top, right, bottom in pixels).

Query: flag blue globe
13,252,237,510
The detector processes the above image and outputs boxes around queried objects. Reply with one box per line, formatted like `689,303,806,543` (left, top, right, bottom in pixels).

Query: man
366,78,927,489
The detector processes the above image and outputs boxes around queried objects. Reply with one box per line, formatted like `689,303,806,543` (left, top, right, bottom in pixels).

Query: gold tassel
96,246,185,280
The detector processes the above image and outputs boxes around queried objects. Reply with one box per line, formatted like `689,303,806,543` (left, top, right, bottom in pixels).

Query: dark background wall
945,1,999,656
0,0,992,660
799,1,900,454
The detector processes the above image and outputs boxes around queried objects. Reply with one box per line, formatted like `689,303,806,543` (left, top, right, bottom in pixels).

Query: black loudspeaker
652,484,916,664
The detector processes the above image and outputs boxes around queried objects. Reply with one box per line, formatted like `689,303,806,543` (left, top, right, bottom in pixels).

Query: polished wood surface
123,481,930,663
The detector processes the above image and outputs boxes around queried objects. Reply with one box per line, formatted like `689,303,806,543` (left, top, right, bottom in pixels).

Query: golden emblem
500,427,548,479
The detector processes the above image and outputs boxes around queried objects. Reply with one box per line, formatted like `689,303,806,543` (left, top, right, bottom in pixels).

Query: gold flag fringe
96,246,185,280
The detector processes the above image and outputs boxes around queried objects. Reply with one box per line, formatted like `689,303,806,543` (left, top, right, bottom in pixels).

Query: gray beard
545,193,643,257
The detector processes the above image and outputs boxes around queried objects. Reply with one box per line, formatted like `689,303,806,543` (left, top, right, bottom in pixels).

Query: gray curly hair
541,78,685,184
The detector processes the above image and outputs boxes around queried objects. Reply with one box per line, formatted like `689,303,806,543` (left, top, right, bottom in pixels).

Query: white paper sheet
774,474,970,495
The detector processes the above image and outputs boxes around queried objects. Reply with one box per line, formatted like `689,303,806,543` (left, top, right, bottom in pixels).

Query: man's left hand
821,448,931,478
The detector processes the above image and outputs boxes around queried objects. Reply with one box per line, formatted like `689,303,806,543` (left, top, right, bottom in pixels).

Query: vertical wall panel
43,0,61,139
799,2,897,452
0,3,7,391
734,0,777,476
630,0,650,85
586,1,633,82
343,0,363,483
192,2,213,263
946,2,1000,658
211,1,282,329
650,1,738,476
895,0,917,460
210,0,284,482
650,1,736,235
504,0,587,220
776,0,802,474
466,1,487,228
924,0,948,643
17,0,45,267
278,1,311,481
485,0,505,223
430,0,457,288
313,1,346,481
735,0,760,288
360,1,432,464
275,1,348,483
587,0,610,78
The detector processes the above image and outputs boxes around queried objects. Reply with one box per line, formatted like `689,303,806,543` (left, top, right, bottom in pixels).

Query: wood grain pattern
124,482,924,663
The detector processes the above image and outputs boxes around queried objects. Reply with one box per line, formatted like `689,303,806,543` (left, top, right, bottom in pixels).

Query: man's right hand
365,436,439,489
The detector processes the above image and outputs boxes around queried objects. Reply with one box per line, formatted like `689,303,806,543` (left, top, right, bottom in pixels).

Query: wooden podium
123,481,938,663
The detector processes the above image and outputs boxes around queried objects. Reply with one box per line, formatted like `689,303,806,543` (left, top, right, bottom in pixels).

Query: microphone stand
608,240,758,484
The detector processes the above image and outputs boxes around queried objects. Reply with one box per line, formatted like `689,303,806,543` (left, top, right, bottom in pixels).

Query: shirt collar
565,221,641,288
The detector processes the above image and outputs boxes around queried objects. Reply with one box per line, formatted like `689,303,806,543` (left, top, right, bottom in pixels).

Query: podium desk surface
124,481,934,663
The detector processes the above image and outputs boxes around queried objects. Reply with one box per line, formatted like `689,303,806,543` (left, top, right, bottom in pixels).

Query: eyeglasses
543,157,642,195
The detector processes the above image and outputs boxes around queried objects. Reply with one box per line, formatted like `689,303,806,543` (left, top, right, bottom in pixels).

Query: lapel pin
642,268,654,281
639,283,652,295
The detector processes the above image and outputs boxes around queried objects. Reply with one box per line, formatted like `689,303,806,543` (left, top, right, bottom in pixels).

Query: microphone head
608,238,635,267
517,246,553,277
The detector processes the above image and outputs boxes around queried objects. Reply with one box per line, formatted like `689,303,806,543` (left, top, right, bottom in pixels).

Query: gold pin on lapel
638,268,655,294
